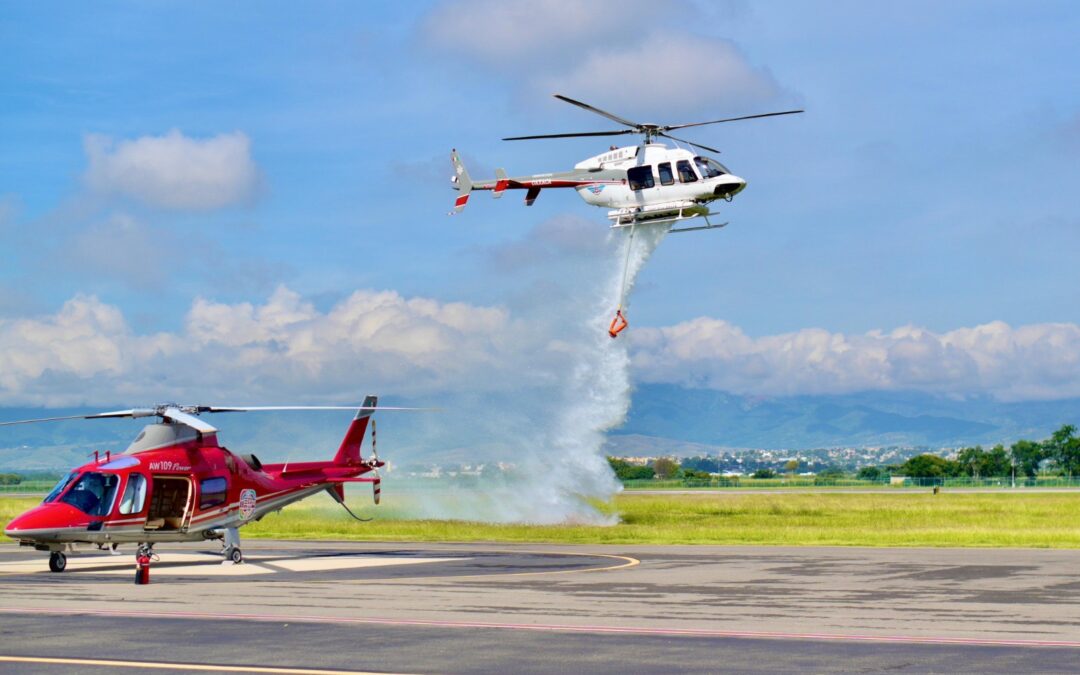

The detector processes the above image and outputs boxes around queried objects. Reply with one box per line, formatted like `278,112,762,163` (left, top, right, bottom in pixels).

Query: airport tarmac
2,541,1080,673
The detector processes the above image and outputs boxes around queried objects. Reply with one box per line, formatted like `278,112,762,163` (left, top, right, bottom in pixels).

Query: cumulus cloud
83,130,259,210
540,32,786,116
629,318,1080,401
483,214,609,273
5,287,1080,407
420,0,662,68
0,287,518,407
420,1,790,116
0,295,181,403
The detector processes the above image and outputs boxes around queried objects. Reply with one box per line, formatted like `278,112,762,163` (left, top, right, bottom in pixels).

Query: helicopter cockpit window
43,471,77,504
657,162,674,186
694,156,729,179
60,472,120,516
119,473,147,515
676,160,697,183
627,165,655,191
199,476,228,510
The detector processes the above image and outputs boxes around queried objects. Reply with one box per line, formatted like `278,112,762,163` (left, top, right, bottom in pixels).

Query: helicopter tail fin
333,395,377,466
450,149,473,214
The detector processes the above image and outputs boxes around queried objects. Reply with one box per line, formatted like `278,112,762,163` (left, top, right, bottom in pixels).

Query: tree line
864,424,1080,479
609,424,1080,481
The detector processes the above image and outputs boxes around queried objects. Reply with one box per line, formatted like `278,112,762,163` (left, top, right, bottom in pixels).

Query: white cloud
484,214,609,272
420,2,790,117
0,287,518,406
0,295,181,402
83,130,259,210
540,32,786,117
420,0,661,68
629,318,1080,401
4,287,1080,406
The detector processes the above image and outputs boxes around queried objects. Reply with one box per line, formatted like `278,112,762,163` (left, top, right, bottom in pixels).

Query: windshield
694,156,729,178
43,472,77,504
59,472,121,516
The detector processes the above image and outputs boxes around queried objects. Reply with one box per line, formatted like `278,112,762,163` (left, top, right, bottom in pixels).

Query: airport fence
0,481,55,495
621,476,1080,490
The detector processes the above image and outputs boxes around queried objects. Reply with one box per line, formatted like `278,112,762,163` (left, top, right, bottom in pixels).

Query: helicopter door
627,165,655,191
657,162,674,186
676,160,698,183
143,476,193,532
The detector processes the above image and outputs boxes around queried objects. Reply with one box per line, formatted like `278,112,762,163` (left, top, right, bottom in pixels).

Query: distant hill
1,387,1077,470
617,384,1080,450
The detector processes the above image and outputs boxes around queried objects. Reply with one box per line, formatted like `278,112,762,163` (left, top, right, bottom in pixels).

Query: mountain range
1,385,1077,470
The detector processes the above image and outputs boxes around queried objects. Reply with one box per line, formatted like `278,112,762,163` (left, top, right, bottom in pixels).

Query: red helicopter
2,396,394,572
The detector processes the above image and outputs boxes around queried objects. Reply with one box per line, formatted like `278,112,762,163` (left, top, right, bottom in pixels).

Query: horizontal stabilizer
493,168,508,199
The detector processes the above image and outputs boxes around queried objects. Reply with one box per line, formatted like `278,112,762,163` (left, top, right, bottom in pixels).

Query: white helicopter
450,94,802,336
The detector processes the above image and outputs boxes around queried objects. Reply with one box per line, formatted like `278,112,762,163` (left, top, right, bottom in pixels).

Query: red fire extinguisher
135,550,152,585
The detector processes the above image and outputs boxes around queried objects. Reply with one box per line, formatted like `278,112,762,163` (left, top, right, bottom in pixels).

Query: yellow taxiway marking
0,655,408,674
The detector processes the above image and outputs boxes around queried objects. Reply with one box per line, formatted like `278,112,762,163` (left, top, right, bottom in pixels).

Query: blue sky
2,1,1079,407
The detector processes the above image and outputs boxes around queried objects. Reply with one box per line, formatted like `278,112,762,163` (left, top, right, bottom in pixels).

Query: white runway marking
0,553,464,576
268,556,459,572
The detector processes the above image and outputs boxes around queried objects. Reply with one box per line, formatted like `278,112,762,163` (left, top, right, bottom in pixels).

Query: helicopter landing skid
608,210,727,233
608,203,725,231
668,218,729,234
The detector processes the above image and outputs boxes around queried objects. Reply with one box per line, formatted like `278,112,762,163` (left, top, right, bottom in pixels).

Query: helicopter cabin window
627,165,655,190
60,472,120,517
43,471,77,504
200,476,228,510
694,156,729,179
657,162,674,186
119,474,147,515
676,160,698,183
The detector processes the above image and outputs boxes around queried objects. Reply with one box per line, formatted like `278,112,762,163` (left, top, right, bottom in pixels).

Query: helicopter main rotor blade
161,407,218,434
201,405,435,413
663,109,804,131
553,94,641,128
0,404,436,428
503,129,637,141
658,132,722,154
0,409,153,427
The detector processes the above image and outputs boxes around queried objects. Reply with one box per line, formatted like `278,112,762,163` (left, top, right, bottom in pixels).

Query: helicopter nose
714,175,747,199
4,503,81,540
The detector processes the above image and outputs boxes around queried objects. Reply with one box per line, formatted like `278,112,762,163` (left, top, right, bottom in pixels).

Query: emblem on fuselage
239,489,257,520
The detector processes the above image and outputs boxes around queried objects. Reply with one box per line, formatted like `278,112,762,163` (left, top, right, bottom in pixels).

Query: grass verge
4,492,1080,548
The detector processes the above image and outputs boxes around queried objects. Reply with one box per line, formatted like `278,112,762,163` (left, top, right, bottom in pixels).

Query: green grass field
5,491,1080,548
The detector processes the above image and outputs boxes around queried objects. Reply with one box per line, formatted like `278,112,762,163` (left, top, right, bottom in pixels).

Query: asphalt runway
2,541,1080,673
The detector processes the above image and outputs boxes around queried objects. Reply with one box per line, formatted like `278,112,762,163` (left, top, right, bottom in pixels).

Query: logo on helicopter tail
239,489,257,520
587,185,605,195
